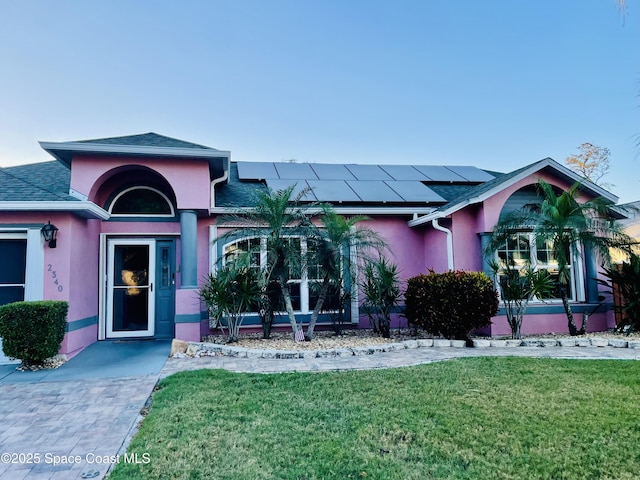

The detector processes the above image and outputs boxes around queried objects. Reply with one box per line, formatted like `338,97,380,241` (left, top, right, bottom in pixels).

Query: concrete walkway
160,344,640,378
0,341,639,480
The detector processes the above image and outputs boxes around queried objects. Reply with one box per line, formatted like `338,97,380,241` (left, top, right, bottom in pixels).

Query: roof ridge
70,132,214,150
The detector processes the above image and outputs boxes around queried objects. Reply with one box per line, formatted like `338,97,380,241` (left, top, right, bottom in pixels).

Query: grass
109,358,640,480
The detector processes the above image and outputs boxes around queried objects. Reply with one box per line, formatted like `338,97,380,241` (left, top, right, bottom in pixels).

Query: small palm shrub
361,257,401,338
200,255,261,342
405,270,498,340
490,260,554,339
0,300,68,364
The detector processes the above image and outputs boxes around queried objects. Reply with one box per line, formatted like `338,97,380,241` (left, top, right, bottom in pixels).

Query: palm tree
487,179,632,335
305,205,386,340
218,185,314,336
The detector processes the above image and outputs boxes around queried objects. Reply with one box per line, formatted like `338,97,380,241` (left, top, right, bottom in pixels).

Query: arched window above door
109,186,175,217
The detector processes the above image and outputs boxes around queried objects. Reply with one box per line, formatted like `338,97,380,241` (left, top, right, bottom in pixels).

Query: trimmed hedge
0,301,68,364
404,270,498,340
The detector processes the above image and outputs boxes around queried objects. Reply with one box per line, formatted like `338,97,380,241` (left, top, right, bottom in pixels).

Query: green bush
404,270,498,340
601,252,640,334
0,301,68,364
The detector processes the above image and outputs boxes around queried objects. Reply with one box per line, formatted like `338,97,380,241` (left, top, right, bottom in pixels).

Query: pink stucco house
0,133,624,357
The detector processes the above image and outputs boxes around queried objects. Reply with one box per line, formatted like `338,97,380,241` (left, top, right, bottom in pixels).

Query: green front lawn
109,358,640,480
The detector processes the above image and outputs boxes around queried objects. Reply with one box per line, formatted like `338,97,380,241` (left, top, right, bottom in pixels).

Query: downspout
432,217,454,270
209,167,229,211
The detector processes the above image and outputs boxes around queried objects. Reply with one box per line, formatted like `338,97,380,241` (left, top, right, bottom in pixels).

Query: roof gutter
432,217,454,270
208,206,437,216
210,167,229,211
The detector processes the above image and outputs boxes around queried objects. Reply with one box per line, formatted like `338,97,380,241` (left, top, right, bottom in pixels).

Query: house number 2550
47,264,64,292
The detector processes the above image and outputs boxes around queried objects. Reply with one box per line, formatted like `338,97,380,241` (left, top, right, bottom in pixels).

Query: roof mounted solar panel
445,166,495,182
306,180,360,202
274,163,319,180
265,179,317,200
344,164,393,181
237,161,279,180
379,165,428,181
385,181,447,202
414,165,466,182
346,181,404,202
309,163,357,180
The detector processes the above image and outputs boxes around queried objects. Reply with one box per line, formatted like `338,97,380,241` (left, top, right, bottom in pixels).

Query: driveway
0,340,170,480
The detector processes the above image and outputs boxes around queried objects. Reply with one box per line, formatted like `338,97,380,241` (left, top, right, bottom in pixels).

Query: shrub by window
0,300,68,364
404,270,498,340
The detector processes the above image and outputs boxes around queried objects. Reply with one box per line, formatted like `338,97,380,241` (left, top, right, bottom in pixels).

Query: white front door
106,239,156,338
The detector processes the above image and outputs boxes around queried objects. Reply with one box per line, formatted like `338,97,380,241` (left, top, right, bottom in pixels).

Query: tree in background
565,143,613,189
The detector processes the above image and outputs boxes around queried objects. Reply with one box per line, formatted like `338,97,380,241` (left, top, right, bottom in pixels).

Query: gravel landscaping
199,328,640,352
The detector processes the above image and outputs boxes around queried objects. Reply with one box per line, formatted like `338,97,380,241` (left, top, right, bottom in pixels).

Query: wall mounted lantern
41,221,58,248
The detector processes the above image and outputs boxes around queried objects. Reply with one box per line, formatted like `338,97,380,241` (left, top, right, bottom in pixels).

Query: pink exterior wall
60,325,98,359
451,206,482,271
480,171,576,232
489,312,609,337
0,211,102,356
70,155,211,210
423,228,449,272
361,217,427,281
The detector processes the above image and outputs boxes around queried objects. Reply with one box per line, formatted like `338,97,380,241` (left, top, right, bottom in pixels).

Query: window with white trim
222,236,343,314
0,234,27,305
495,232,576,300
109,186,175,217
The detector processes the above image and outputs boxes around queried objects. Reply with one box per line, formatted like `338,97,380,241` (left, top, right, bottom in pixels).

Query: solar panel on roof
445,166,495,182
237,161,279,180
274,163,318,180
344,164,393,181
265,179,317,200
379,165,428,181
346,181,404,202
306,180,360,202
385,181,447,202
309,163,357,180
413,165,466,182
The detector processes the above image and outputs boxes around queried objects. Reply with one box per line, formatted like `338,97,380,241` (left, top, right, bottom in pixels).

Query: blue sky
1,1,638,202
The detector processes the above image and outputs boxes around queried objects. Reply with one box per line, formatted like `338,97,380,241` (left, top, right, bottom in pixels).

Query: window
109,187,174,216
496,232,575,300
222,236,344,314
0,237,27,305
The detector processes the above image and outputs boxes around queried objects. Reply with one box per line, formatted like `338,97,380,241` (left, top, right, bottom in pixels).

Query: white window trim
0,229,44,302
108,186,175,218
220,235,350,317
494,232,583,304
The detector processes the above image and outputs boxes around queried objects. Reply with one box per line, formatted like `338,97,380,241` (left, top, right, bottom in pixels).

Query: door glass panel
160,247,170,288
112,245,150,332
114,246,149,287
111,288,150,332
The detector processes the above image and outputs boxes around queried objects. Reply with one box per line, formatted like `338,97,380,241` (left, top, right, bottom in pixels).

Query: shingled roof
74,132,214,150
0,161,74,202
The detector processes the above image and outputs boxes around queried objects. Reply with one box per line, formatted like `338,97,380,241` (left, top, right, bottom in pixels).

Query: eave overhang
408,158,619,228
39,141,230,179
0,201,110,220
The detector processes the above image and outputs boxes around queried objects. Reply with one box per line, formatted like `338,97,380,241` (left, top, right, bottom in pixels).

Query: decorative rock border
170,337,640,360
